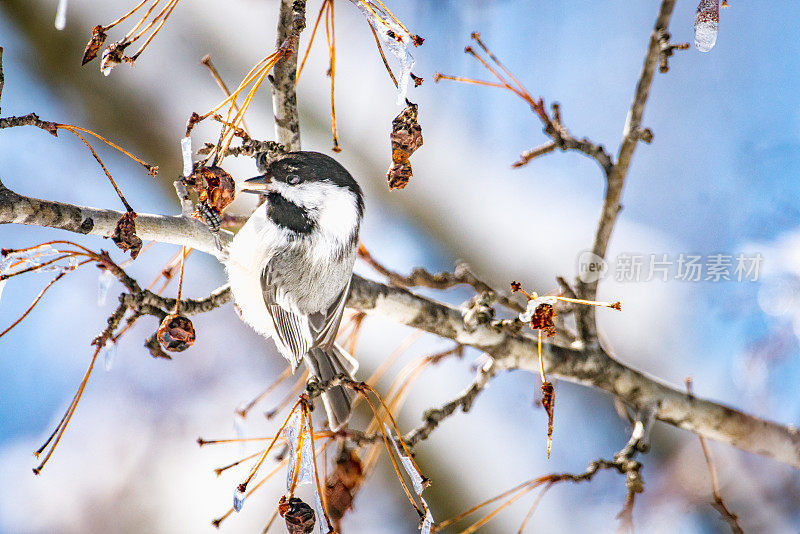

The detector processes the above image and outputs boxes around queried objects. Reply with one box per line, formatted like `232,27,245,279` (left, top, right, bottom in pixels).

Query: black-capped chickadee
226,151,364,430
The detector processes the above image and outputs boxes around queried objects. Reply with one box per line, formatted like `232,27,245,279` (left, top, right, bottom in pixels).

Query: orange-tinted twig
33,344,103,474
296,0,327,81
236,366,294,419
369,23,398,88
325,0,340,152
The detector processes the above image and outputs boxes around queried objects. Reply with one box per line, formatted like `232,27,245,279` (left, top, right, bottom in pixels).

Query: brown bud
157,314,196,352
81,25,107,65
278,496,315,534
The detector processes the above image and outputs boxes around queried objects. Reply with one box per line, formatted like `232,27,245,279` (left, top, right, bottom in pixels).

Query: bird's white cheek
316,188,360,243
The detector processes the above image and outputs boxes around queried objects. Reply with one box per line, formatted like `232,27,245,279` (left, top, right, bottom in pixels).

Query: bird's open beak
240,174,272,194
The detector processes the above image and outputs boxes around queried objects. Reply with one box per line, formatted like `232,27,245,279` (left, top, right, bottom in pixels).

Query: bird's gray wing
261,258,352,369
261,261,314,370
309,276,351,352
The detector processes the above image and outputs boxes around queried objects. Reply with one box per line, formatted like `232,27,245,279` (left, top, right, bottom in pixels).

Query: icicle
0,279,6,306
233,487,246,512
54,0,69,30
101,340,117,372
349,1,415,105
97,270,115,306
181,137,193,177
694,0,719,53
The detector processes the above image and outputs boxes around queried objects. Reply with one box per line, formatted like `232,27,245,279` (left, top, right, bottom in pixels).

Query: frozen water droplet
102,67,112,76
97,270,114,306
54,0,68,30
694,0,719,53
101,340,117,372
350,0,415,105
233,488,246,512
181,137,193,177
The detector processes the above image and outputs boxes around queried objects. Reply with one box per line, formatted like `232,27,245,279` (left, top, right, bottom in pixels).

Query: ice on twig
349,1,415,105
97,270,115,306
313,490,327,534
694,0,719,53
421,510,433,534
101,340,117,372
54,0,69,30
233,487,246,512
383,423,433,529
2,245,67,276
181,137,193,177
283,411,314,490
0,280,6,306
282,410,328,532
1,245,76,306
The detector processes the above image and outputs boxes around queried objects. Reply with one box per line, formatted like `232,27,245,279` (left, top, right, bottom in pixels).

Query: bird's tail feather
303,343,358,431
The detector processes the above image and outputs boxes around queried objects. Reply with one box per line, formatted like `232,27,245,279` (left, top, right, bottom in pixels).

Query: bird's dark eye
287,174,301,185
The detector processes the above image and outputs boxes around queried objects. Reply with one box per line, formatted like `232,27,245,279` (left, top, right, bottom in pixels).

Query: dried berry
157,314,196,352
190,166,236,211
531,302,556,337
278,496,315,534
386,100,423,190
111,211,143,259
81,25,107,65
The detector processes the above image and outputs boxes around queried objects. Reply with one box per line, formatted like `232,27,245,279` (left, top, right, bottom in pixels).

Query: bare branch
0,177,228,258
0,112,59,136
404,360,496,447
576,0,677,341
2,179,799,467
359,244,524,313
270,0,306,151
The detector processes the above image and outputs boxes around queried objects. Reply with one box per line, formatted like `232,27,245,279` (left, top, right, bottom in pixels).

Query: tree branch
3,179,800,468
0,176,229,258
575,0,676,342
270,0,306,151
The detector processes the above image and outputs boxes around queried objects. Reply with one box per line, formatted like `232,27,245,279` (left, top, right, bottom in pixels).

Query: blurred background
1,1,799,532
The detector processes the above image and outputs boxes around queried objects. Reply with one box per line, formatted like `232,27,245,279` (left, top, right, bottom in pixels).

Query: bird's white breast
224,208,284,338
